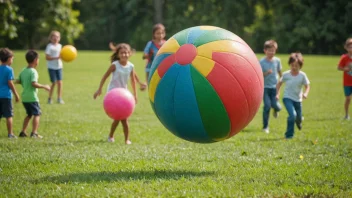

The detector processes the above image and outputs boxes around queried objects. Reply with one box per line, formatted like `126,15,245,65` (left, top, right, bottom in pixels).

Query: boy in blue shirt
0,48,20,138
260,40,282,133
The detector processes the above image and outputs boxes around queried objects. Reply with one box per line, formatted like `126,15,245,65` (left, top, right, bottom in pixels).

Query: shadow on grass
257,137,284,142
37,170,214,183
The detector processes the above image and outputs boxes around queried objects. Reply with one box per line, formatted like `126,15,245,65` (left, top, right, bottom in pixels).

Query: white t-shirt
107,61,134,91
45,43,63,70
280,70,310,102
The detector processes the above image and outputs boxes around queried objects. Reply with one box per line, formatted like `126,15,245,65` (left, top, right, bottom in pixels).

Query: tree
0,0,23,40
3,0,83,49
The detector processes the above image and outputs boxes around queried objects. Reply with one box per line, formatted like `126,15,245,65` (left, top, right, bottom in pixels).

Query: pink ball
103,88,135,120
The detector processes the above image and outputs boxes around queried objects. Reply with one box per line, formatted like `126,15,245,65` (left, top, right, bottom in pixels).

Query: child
45,30,64,104
17,50,51,138
109,43,147,91
94,43,137,144
337,38,352,120
143,23,166,81
0,48,20,138
276,53,310,139
260,40,282,133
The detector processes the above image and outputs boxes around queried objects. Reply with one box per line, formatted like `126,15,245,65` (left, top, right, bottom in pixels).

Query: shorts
48,69,63,83
23,102,41,116
344,86,352,96
0,98,13,118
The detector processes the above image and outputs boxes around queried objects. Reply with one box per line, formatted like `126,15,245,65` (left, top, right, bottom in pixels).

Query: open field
0,51,351,197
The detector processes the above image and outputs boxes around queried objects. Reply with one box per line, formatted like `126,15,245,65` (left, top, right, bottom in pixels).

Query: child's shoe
262,127,269,134
30,132,43,139
8,134,17,139
344,115,350,120
295,120,302,130
125,140,132,145
57,98,65,104
273,110,279,118
48,98,52,104
19,131,28,137
108,137,115,142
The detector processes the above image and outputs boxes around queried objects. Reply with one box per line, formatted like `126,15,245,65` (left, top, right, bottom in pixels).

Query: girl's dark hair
0,48,13,62
152,23,165,39
110,43,132,63
288,52,304,68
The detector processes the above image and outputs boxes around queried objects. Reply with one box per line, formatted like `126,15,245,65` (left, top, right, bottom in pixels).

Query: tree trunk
153,0,163,24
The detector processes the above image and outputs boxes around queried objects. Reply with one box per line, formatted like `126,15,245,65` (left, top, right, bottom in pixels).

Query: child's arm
45,54,60,60
303,84,310,99
263,69,273,76
93,64,115,99
130,69,137,103
8,80,20,102
133,71,147,91
14,79,21,84
337,65,351,72
32,82,51,91
276,81,283,100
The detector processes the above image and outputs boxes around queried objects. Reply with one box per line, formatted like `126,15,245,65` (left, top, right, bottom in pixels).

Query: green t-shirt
18,67,39,102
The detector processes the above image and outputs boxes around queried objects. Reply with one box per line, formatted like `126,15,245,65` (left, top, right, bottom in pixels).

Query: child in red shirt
337,38,352,120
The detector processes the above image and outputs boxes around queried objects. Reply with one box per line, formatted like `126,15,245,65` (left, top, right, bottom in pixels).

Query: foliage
2,0,83,49
0,0,23,41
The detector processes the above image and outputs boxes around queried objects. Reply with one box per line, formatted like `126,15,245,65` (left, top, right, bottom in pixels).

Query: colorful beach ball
148,26,263,143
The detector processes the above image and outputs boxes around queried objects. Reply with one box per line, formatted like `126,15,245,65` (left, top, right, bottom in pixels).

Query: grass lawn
0,51,351,197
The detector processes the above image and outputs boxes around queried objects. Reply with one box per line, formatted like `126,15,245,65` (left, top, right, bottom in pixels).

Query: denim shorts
344,86,352,96
48,69,63,83
23,102,41,116
0,98,13,118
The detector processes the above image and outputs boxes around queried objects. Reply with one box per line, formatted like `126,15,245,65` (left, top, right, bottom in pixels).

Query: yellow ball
60,45,77,62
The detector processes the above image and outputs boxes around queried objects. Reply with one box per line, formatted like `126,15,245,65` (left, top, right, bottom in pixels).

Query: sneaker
30,132,43,139
19,131,28,137
344,116,350,120
296,120,302,130
262,128,269,134
108,137,115,142
8,134,17,139
125,140,132,145
48,98,52,104
273,110,279,118
57,98,65,104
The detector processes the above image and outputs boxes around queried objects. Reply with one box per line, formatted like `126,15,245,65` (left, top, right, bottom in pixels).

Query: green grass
0,51,351,197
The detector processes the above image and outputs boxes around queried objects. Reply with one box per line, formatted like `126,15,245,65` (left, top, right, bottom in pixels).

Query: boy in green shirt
17,50,50,138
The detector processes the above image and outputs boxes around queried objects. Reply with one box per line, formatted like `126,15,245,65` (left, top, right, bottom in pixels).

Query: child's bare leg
32,116,40,133
121,119,130,144
345,96,351,117
6,117,13,135
146,72,149,82
49,82,56,99
22,116,32,133
57,80,62,99
109,120,120,138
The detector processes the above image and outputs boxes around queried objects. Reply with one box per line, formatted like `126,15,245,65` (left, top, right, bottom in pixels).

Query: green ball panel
190,66,230,140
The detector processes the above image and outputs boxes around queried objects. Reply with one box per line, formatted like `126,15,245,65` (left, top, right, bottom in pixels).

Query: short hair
264,40,278,50
48,30,60,41
0,48,14,63
25,50,39,63
288,52,304,68
345,38,352,47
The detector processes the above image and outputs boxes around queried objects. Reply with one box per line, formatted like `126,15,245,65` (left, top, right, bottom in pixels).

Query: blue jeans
283,98,302,138
263,88,281,129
